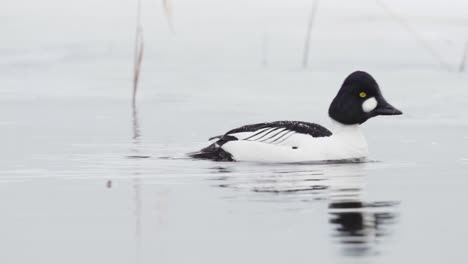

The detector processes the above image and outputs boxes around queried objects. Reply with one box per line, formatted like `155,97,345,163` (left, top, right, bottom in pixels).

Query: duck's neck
328,118,369,160
330,119,362,135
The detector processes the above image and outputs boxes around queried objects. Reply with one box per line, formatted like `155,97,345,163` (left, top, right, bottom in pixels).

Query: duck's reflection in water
210,163,398,257
329,200,398,256
327,169,398,256
212,166,329,202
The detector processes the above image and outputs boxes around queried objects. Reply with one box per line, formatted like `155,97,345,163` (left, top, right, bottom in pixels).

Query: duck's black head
328,71,402,125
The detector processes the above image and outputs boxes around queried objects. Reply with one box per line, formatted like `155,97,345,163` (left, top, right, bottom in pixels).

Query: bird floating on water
190,71,402,163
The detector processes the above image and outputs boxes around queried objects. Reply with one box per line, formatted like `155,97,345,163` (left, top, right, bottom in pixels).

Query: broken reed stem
133,0,144,107
162,0,174,32
375,0,452,71
458,40,468,72
302,0,319,69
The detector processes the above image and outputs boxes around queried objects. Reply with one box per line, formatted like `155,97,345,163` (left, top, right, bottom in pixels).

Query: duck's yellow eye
359,92,367,98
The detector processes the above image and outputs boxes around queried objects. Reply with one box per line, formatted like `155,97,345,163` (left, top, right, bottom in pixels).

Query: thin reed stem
458,40,468,72
163,0,174,32
302,0,319,69
133,0,144,106
375,0,452,71
132,103,141,140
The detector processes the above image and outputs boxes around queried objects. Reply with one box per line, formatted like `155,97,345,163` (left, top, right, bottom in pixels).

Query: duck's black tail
188,142,235,162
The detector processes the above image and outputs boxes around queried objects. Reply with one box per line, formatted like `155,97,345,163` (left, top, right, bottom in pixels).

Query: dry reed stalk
132,103,141,139
133,0,144,107
302,0,319,69
163,0,174,31
375,0,451,71
458,40,468,72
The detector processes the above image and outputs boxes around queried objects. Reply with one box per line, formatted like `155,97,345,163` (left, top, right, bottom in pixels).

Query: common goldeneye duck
190,71,402,163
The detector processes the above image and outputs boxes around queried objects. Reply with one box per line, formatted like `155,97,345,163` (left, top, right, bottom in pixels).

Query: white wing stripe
246,127,280,141
274,131,296,144
240,127,270,140
260,128,289,143
271,130,294,143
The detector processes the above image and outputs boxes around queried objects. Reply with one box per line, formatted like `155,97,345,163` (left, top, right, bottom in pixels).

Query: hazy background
1,1,468,264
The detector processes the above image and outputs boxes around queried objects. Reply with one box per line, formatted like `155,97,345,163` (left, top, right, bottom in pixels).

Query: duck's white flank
221,120,368,163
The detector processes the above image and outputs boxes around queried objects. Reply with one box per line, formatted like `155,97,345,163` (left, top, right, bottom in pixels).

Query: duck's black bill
374,100,403,116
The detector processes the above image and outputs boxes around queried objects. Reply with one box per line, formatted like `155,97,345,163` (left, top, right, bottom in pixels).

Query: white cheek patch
362,97,378,113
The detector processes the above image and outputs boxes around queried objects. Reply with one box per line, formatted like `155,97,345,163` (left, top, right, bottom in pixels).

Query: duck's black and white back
190,71,402,163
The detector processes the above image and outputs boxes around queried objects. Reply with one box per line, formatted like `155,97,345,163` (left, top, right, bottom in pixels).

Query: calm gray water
2,0,468,263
